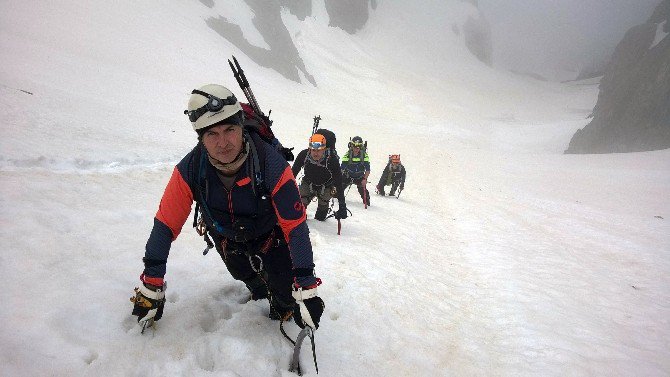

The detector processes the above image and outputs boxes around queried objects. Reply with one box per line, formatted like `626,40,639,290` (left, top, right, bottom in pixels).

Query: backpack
241,102,294,162
229,54,294,162
342,142,368,181
345,138,368,162
314,128,338,158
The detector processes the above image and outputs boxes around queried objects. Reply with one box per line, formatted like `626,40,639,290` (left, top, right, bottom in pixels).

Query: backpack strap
188,143,223,253
245,130,272,201
189,142,204,230
190,136,269,244
190,143,227,236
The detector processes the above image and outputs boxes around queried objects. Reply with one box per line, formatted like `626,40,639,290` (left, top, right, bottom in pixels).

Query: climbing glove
292,286,324,330
130,283,166,324
334,203,348,219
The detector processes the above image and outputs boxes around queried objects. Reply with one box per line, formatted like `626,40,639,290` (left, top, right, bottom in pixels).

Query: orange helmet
309,134,327,150
390,154,401,163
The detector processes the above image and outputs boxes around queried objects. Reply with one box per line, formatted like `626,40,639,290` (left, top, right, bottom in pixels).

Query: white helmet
184,84,243,132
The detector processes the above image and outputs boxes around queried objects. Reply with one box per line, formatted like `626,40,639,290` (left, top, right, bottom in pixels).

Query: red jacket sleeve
155,166,194,240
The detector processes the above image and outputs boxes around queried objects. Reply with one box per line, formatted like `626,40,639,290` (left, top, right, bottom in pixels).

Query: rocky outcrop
463,13,492,66
202,0,492,84
324,0,377,34
205,0,316,85
565,0,670,153
279,0,312,21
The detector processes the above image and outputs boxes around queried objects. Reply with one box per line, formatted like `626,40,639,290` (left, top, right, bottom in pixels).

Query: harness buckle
196,217,207,236
249,254,263,273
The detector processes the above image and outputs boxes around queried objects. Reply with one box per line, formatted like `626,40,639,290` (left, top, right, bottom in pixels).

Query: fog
479,0,661,81
1,0,669,375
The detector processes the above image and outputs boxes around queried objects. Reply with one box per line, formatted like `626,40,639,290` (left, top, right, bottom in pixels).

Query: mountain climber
131,84,324,332
341,136,371,206
376,154,406,197
291,133,348,221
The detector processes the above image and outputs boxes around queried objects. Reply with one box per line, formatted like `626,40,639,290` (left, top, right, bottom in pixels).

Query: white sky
479,0,661,80
1,0,669,376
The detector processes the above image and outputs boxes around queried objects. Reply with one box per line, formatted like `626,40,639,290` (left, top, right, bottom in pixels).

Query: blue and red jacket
142,133,317,288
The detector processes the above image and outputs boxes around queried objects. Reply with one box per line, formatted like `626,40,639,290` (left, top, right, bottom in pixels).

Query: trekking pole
397,186,403,198
228,56,270,122
311,115,321,135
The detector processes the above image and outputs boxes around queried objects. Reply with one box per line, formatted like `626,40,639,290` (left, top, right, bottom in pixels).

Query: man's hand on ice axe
130,283,166,328
292,285,324,329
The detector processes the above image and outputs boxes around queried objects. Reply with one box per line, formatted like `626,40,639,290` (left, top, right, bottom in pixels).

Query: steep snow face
1,0,668,376
0,0,597,168
187,0,491,84
651,20,669,48
360,1,481,70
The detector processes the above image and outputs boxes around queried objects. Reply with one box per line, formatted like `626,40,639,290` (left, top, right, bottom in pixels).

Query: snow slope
1,1,668,376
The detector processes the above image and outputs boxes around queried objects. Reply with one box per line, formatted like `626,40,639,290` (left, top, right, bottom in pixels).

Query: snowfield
1,1,668,376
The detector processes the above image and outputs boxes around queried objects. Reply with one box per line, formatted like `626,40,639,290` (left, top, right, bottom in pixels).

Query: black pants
216,239,295,312
378,179,401,196
346,176,370,205
299,181,335,220
389,180,401,195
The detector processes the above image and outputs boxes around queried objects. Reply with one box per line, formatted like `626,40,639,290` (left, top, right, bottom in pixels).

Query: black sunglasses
184,89,237,123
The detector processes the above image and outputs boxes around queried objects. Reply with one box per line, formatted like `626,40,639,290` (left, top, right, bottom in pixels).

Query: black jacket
292,148,346,203
142,134,316,288
377,163,406,187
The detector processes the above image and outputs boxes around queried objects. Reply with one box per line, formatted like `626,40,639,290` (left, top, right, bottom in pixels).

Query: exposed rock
205,0,316,85
565,0,670,153
198,0,214,8
323,0,375,34
202,0,492,84
279,0,312,21
575,51,610,81
463,14,492,66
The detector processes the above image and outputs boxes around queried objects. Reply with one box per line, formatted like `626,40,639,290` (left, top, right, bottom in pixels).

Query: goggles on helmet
351,142,363,148
309,141,326,150
184,89,237,123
